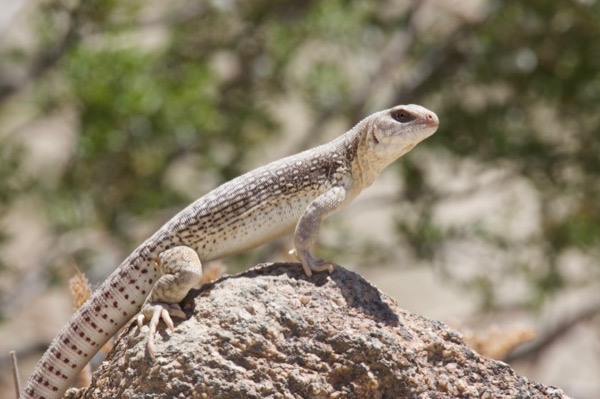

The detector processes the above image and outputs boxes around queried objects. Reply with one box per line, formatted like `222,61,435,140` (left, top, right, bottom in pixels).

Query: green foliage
395,0,600,307
30,2,304,231
1,0,599,311
0,140,30,279
0,141,28,206
61,46,220,227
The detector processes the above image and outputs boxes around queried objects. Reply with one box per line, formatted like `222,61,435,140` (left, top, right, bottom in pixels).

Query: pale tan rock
66,263,571,399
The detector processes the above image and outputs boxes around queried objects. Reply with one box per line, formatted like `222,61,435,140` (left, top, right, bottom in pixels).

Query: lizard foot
136,302,186,358
289,248,336,277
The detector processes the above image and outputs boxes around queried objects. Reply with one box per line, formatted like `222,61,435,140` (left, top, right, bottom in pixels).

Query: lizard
20,103,439,399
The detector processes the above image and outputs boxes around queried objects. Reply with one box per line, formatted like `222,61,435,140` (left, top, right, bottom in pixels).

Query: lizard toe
138,302,187,358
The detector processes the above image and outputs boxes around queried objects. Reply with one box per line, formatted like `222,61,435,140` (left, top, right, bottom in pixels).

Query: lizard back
149,132,361,260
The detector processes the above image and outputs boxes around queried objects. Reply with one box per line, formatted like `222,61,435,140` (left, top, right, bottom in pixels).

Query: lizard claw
289,248,336,277
305,259,336,276
137,302,186,358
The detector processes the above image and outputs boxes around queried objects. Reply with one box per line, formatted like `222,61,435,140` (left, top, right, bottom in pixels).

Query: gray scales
21,104,439,399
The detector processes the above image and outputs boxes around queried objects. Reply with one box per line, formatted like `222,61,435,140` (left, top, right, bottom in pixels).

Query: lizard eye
391,109,416,123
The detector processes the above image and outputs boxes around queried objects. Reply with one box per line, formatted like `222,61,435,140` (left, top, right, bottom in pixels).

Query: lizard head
366,104,439,158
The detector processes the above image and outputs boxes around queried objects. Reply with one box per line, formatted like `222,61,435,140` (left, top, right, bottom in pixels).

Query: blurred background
1,0,599,397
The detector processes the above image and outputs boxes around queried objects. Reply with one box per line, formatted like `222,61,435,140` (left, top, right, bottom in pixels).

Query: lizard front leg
292,186,347,277
136,245,203,358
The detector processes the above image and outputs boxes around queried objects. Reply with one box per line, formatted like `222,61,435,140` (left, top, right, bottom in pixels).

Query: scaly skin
21,104,438,399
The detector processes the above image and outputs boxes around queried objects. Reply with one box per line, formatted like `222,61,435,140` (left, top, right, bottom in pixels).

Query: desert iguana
21,104,439,398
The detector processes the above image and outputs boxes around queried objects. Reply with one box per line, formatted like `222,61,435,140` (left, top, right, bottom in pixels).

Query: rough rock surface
66,263,571,399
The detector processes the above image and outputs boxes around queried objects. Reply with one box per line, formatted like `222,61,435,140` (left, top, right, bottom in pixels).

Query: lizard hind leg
136,245,203,358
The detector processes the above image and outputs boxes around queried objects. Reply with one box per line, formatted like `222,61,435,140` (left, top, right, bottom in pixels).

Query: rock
65,263,571,399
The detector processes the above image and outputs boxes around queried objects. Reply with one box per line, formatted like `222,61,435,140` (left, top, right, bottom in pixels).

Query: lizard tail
20,250,156,399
